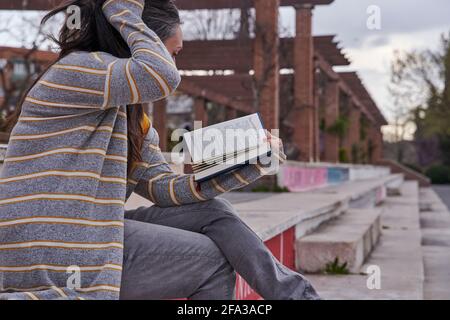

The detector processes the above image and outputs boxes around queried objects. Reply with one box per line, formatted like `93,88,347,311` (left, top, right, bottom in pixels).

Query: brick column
313,71,321,162
348,104,361,163
152,99,167,151
359,114,370,162
225,107,238,120
323,79,339,162
238,0,251,39
292,4,315,162
369,126,383,163
253,0,280,131
194,97,208,127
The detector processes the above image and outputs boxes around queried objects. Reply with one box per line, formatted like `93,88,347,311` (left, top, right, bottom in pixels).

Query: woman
0,0,319,300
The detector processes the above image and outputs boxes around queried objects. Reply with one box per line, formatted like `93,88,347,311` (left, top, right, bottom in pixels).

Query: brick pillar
313,68,321,162
225,107,238,120
194,97,208,127
238,0,251,39
253,0,280,131
152,99,167,151
347,105,361,163
292,4,315,162
370,126,383,163
359,114,370,162
323,79,339,162
377,129,384,161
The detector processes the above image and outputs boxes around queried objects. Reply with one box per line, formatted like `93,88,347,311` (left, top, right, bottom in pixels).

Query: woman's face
163,25,183,63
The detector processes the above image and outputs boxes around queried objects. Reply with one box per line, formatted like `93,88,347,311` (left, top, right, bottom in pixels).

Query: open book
183,113,271,182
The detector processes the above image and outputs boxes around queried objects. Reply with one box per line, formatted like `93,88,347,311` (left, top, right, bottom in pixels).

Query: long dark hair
5,0,180,176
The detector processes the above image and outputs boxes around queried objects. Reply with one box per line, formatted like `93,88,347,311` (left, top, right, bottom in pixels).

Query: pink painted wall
280,166,328,192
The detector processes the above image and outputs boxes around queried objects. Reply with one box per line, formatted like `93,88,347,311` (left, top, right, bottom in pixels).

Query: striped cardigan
0,0,274,300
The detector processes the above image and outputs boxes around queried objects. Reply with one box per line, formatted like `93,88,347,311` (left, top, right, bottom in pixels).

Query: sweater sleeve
101,0,181,107
30,0,180,110
133,128,286,208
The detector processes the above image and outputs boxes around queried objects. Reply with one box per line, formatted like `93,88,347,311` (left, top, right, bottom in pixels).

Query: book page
184,113,268,164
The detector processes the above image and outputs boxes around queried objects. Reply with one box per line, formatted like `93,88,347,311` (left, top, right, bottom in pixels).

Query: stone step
296,208,382,273
419,187,449,213
307,181,424,300
126,174,403,242
419,187,450,300
312,174,404,209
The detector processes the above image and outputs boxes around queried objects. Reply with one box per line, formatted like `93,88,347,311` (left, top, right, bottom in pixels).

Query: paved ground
308,181,424,300
420,187,450,300
432,185,450,210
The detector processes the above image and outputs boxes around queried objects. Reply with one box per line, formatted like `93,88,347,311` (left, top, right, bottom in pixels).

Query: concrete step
422,246,450,300
126,174,404,242
312,174,404,209
419,187,450,300
307,181,424,300
125,173,407,300
419,187,449,212
296,208,382,273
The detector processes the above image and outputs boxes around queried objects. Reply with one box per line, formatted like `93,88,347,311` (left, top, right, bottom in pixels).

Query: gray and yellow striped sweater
0,0,272,300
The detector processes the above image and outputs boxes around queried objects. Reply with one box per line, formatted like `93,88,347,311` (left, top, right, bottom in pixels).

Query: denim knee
206,198,238,216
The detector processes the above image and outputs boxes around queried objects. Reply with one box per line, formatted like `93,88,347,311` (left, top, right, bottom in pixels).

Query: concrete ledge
419,187,449,212
378,158,431,187
296,208,382,273
423,246,450,300
420,187,450,299
312,174,403,208
229,175,400,241
307,181,424,300
223,192,348,241
277,161,391,192
126,174,404,244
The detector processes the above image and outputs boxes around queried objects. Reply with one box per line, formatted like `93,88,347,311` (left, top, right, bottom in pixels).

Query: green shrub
324,258,349,275
327,117,349,140
252,184,290,193
425,165,450,184
273,185,290,193
252,185,271,193
339,148,349,163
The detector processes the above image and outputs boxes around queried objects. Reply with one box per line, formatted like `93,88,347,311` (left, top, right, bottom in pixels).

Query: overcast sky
1,0,450,131
308,0,450,126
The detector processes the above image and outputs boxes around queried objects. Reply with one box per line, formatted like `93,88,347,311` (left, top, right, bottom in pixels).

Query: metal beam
0,0,334,11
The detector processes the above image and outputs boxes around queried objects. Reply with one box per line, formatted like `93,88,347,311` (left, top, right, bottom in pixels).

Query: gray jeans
120,198,320,300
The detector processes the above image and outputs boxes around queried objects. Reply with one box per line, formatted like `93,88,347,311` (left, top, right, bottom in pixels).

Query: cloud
313,0,450,50
365,35,390,48
308,1,450,126
340,27,448,125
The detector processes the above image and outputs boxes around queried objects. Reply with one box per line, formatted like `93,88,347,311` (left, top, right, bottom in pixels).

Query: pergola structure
0,0,334,10
0,0,386,163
